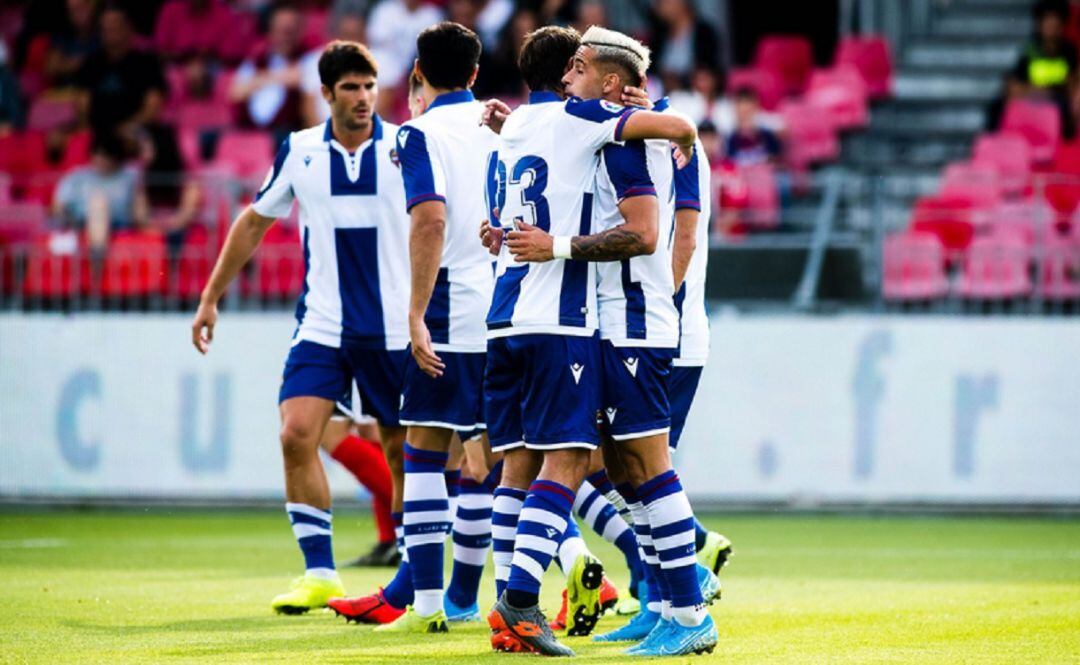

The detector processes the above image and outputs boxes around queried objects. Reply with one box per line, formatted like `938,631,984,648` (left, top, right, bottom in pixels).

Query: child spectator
230,2,307,141
725,87,782,167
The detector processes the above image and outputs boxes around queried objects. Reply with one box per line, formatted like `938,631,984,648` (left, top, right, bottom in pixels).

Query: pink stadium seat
100,231,167,298
779,101,839,168
754,35,815,95
213,131,275,183
939,161,1003,211
971,132,1032,196
27,97,77,131
740,162,780,229
990,199,1054,243
726,67,785,111
805,64,869,130
910,195,976,256
1001,99,1061,163
249,222,303,299
954,235,1032,299
882,231,949,301
0,202,48,245
1037,233,1080,299
174,224,212,300
835,35,893,99
60,130,93,170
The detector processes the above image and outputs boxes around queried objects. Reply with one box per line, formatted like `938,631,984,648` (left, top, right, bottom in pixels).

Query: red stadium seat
100,231,167,298
1037,233,1080,300
0,131,48,201
971,132,1032,196
174,224,212,300
60,130,93,170
249,222,304,299
754,35,815,95
22,233,91,299
726,67,785,111
882,231,949,301
740,162,780,229
939,161,1003,211
213,130,275,183
954,235,1032,299
910,195,976,256
0,202,48,245
1001,99,1061,163
835,35,893,99
27,97,78,132
805,64,869,131
779,101,839,168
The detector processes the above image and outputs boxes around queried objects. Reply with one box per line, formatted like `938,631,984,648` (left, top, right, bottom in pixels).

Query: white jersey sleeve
252,136,295,218
562,97,638,152
673,137,712,366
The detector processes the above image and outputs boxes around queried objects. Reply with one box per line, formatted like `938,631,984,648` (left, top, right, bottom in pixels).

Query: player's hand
621,85,653,109
409,316,445,378
480,98,511,134
191,299,218,355
673,141,694,169
480,217,504,256
506,220,554,262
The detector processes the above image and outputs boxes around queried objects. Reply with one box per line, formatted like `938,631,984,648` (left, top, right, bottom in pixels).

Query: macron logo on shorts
622,357,638,377
570,363,584,384
546,527,558,538
606,407,617,423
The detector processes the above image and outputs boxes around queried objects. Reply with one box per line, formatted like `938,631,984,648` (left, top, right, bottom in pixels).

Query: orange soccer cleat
549,575,619,633
327,588,405,624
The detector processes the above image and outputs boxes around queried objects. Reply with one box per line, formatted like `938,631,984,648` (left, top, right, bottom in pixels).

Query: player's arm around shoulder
619,110,697,168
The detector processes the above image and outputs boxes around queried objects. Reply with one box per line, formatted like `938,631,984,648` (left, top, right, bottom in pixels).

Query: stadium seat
882,231,949,301
754,35,815,95
971,132,1032,196
249,222,304,299
989,199,1054,245
834,35,893,99
1037,232,1080,300
213,130,275,184
740,163,781,229
726,67,785,111
172,71,235,130
779,101,839,168
173,224,212,301
805,64,869,131
1000,99,1061,163
954,235,1033,299
0,202,48,245
909,195,976,256
0,131,48,201
938,161,1003,211
26,97,78,132
21,233,91,300
59,130,93,170
100,231,167,298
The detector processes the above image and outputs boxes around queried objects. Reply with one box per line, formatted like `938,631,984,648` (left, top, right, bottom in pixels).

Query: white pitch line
746,546,1080,560
0,538,67,549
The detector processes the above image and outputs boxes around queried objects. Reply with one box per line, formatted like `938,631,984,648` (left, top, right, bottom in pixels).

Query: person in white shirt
366,0,445,115
191,41,410,616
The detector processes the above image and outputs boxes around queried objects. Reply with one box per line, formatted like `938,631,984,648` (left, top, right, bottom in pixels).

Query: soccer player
190,41,410,614
374,22,497,634
480,26,697,657
505,26,719,656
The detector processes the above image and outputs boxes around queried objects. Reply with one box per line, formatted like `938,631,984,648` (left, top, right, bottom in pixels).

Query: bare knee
280,419,321,465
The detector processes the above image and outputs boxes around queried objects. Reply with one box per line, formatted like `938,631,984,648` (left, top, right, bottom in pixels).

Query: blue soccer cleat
629,614,719,657
593,606,660,642
443,594,481,622
697,563,722,604
625,616,673,655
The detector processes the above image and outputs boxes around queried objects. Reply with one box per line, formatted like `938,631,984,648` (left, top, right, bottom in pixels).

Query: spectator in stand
230,2,307,143
984,72,1029,133
75,5,167,137
1014,0,1077,138
53,132,148,249
474,0,514,52
366,0,444,117
724,87,782,168
153,0,249,65
667,65,785,137
573,0,606,36
475,6,537,99
300,1,367,126
44,0,100,88
640,0,723,92
0,41,23,133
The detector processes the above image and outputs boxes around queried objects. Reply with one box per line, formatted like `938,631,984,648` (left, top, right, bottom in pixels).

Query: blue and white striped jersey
252,116,410,350
396,90,497,353
486,92,638,338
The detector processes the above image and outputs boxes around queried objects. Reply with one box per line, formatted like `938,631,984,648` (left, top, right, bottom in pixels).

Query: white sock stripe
557,536,589,577
604,489,629,513
285,503,332,522
292,523,332,538
583,498,606,527
659,554,698,569
652,531,696,552
453,519,493,535
573,480,595,512
459,494,494,510
515,534,561,556
510,550,547,582
404,473,451,501
644,492,693,529
403,510,451,525
404,532,447,547
519,507,568,532
601,518,631,543
491,525,518,540
454,547,489,566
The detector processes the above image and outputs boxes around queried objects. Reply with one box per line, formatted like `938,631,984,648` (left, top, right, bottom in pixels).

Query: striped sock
446,477,492,608
593,470,633,526
506,480,576,609
620,484,664,615
491,486,526,600
639,470,705,627
402,443,451,617
445,468,461,518
555,516,590,577
286,503,336,579
575,479,643,586
382,511,414,609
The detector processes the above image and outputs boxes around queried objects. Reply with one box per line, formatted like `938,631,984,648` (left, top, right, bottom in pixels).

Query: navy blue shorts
485,334,602,452
279,340,406,427
399,350,486,431
601,342,673,441
668,365,703,449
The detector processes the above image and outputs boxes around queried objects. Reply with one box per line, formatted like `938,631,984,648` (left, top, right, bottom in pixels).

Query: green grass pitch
0,509,1078,663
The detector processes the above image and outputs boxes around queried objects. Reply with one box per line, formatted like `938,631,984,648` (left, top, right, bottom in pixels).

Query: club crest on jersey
397,128,410,148
570,363,584,384
605,407,617,423
389,148,400,168
622,357,638,377
599,100,625,113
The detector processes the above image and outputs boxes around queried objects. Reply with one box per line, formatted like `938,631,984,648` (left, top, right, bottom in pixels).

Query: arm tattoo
570,227,648,261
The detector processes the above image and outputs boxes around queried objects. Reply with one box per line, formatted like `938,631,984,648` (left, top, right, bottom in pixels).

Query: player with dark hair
191,39,412,615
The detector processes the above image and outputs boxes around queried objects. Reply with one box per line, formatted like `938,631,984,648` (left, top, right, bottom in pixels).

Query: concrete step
893,72,1001,103
841,134,973,170
903,40,1024,70
932,14,1032,39
868,104,985,137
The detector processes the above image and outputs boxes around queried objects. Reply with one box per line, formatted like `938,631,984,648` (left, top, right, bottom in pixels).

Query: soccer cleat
630,614,718,657
599,576,619,613
614,594,641,616
443,594,481,622
327,588,405,624
271,574,345,615
593,606,661,642
699,531,733,575
550,589,568,631
488,595,574,657
565,553,605,636
373,606,449,633
343,540,401,568
697,563,722,604
625,617,673,656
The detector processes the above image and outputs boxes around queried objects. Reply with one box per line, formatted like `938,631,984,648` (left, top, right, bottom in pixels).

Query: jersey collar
322,114,384,147
427,89,475,111
528,91,562,104
652,97,670,112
